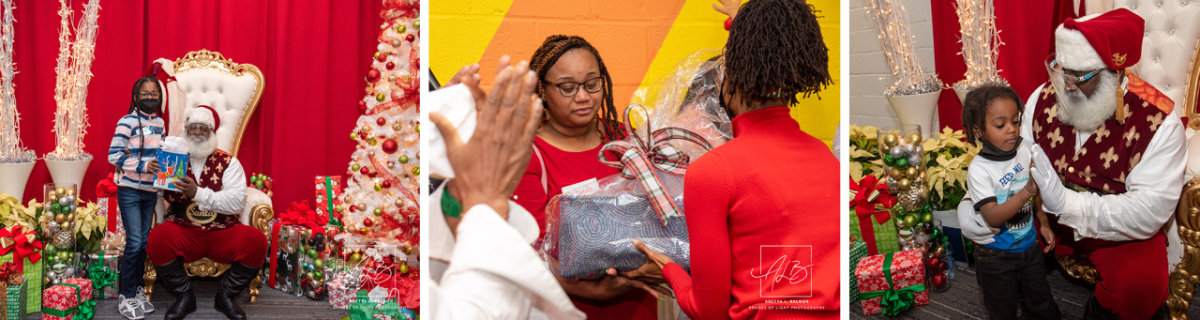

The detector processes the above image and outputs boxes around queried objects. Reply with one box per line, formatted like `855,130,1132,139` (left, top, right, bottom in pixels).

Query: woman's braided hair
529,35,625,141
724,0,831,109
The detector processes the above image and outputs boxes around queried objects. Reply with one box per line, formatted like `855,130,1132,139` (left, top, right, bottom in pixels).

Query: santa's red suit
1024,9,1187,320
146,106,267,320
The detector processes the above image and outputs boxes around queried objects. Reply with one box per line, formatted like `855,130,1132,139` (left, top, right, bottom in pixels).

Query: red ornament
360,166,370,175
927,257,940,268
406,34,415,42
386,62,396,70
932,274,947,287
376,117,387,126
381,139,399,154
375,52,387,62
349,205,358,212
366,69,382,83
363,218,374,227
381,180,392,189
357,101,367,113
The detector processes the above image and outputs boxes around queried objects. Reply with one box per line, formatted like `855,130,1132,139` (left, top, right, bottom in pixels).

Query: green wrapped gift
848,208,899,256
1,282,24,320
849,240,868,302
0,251,42,312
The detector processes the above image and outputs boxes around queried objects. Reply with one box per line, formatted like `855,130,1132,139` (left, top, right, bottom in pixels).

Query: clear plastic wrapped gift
541,49,730,280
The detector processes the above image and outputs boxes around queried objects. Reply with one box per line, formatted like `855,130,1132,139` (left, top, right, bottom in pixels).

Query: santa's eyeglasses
185,124,211,133
1045,54,1104,87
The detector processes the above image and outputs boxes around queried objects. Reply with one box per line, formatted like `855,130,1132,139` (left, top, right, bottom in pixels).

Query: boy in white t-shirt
961,85,1060,320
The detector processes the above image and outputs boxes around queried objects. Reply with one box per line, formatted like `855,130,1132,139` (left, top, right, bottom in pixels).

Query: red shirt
512,136,658,320
663,107,840,320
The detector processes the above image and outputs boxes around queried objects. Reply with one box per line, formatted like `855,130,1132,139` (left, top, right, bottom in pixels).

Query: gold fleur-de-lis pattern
1032,79,1169,195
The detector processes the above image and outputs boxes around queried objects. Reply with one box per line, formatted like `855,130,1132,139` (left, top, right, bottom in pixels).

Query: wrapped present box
83,254,119,299
328,277,355,309
314,176,344,228
267,224,301,295
544,194,689,279
849,208,900,256
40,278,93,320
855,249,928,316
2,282,25,320
849,239,868,302
0,226,43,313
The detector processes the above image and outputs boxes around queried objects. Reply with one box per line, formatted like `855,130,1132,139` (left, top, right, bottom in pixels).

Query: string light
0,0,32,163
953,0,1007,90
46,0,101,162
865,0,943,96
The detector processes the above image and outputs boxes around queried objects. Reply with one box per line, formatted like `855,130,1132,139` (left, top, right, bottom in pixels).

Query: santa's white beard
189,133,217,160
1053,70,1119,132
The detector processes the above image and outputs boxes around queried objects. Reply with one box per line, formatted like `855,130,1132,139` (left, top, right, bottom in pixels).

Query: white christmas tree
339,0,420,247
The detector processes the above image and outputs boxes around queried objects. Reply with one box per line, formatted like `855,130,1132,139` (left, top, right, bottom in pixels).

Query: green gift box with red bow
0,226,43,313
854,249,928,316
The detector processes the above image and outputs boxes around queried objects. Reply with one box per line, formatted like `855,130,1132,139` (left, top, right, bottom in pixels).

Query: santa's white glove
957,196,996,245
1030,143,1066,214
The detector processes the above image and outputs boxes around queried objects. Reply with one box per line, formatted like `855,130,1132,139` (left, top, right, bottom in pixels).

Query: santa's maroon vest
164,149,241,230
1032,73,1177,195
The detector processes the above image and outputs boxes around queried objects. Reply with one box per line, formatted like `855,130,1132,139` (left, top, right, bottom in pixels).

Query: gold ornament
65,189,75,196
394,198,404,208
54,214,65,224
392,123,402,131
897,178,911,190
889,168,902,178
935,246,946,256
55,187,65,195
883,133,897,148
909,133,922,145
374,184,382,192
905,167,919,179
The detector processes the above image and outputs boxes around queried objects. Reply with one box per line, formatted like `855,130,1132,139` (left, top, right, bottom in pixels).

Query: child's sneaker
135,289,155,313
119,295,146,319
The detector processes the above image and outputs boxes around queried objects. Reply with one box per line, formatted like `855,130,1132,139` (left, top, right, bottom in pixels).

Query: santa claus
1026,8,1186,320
146,106,269,320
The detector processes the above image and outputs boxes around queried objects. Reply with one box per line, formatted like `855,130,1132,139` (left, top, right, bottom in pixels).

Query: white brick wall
849,0,940,130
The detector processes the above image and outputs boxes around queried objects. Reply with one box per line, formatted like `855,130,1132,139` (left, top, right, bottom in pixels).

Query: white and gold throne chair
142,49,271,303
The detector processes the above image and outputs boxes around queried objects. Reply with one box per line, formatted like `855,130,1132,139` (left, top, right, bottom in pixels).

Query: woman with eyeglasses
511,35,660,320
106,75,166,320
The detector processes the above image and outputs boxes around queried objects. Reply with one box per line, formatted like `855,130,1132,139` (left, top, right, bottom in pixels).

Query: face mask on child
138,98,160,114
977,136,1022,161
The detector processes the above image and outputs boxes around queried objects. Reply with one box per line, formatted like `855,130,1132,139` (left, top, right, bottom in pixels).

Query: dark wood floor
24,277,350,319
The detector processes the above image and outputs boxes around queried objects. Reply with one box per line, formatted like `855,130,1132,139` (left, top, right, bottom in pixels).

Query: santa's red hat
1055,8,1144,71
185,105,220,131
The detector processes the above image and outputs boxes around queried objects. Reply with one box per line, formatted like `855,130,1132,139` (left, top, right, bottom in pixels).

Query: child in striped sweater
107,75,164,320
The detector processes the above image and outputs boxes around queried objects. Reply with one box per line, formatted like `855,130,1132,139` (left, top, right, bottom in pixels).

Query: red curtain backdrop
930,0,1063,133
14,0,383,209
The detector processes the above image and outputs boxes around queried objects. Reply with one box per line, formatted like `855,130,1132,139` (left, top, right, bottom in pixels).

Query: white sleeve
967,164,997,210
1020,83,1043,142
435,204,584,320
1056,115,1188,241
192,157,248,215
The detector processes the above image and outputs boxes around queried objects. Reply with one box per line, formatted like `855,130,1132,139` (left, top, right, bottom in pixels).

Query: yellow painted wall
431,0,841,148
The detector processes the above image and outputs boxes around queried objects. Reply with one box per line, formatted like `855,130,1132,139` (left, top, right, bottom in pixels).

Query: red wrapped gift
41,278,94,320
314,176,344,229
854,249,928,316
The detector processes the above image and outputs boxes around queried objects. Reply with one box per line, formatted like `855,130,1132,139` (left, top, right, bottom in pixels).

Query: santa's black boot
1083,294,1121,320
154,258,197,320
215,262,259,320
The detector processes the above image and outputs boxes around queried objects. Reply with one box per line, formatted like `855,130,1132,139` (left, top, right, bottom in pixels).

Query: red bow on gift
0,226,42,273
850,176,896,255
97,173,121,233
269,201,328,288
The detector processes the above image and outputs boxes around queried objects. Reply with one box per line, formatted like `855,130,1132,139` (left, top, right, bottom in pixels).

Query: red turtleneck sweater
662,106,840,320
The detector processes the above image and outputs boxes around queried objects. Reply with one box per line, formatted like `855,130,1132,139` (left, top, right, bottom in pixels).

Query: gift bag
41,279,93,320
153,136,189,191
849,239,868,302
855,249,929,316
267,224,301,295
0,226,43,312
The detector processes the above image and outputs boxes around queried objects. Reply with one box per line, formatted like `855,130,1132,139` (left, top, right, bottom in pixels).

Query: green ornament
412,167,420,176
376,93,387,102
922,212,933,223
352,164,361,171
309,248,318,259
895,158,909,169
398,154,409,164
931,228,943,239
255,181,264,189
250,176,258,183
314,259,325,269
400,264,409,274
373,208,383,216
902,215,917,227
414,20,420,29
314,270,324,280
396,25,407,34
883,154,895,166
